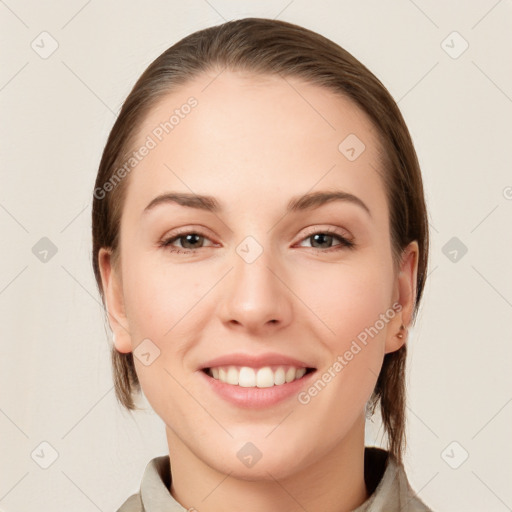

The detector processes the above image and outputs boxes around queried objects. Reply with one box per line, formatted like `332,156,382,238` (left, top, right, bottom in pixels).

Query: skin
99,69,418,512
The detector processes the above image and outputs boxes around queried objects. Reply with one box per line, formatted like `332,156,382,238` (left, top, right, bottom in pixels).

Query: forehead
124,70,387,221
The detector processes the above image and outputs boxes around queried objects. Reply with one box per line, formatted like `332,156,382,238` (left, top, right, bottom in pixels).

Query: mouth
202,365,317,388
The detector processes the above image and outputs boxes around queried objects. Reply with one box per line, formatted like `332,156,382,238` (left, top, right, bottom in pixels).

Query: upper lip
199,352,316,370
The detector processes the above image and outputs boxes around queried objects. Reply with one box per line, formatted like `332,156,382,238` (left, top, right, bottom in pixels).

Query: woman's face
99,70,417,479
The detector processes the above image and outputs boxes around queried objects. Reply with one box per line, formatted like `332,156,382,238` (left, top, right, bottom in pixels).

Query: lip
199,352,315,370
198,367,318,409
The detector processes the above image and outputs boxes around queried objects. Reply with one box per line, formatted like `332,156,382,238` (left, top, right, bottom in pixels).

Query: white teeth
256,367,274,388
207,365,311,387
274,367,286,385
239,367,256,387
285,367,296,382
296,367,306,379
226,366,239,385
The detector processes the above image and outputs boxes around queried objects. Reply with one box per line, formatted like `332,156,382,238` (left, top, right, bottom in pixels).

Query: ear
385,240,419,354
98,247,132,353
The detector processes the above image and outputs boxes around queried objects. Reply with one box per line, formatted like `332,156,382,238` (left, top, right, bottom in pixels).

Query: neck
166,414,369,512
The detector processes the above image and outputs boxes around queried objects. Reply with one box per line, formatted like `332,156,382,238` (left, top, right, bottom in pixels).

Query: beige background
1,1,511,511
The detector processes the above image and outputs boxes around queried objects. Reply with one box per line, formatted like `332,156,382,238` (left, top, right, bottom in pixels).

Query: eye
159,227,355,255
159,231,214,254
297,228,355,252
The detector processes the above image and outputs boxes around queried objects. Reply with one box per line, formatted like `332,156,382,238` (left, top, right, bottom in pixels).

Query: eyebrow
143,190,371,217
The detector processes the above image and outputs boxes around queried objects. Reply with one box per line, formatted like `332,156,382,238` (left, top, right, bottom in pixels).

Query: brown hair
91,17,429,465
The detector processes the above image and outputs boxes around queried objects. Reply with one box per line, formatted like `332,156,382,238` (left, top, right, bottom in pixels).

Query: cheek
121,254,202,417
122,250,199,338
295,269,392,426
309,258,394,341
302,257,394,393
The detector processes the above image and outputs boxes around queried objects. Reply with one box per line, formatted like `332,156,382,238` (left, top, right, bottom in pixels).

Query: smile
203,365,316,388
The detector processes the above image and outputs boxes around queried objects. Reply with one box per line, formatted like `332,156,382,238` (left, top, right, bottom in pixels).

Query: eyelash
159,227,355,255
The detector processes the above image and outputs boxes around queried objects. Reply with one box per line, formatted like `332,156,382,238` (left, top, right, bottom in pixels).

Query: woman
92,17,432,511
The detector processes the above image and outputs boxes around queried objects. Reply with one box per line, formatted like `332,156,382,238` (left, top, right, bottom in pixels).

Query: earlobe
385,323,407,354
384,241,419,354
98,247,132,354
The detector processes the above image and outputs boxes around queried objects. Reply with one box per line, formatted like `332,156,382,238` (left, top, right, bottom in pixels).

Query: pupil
312,233,331,248
183,234,201,249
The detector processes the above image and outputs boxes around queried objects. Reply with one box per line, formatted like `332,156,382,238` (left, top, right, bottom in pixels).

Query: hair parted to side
91,17,429,466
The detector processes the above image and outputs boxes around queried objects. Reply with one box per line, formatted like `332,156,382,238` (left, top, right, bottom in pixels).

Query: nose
217,241,293,335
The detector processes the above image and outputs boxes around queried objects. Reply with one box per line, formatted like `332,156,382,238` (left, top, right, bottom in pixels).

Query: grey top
117,446,432,511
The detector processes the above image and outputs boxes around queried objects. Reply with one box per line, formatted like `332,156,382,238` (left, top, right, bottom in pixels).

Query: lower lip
198,369,317,409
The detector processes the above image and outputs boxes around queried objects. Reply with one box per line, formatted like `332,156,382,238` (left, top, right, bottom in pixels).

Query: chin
225,460,303,482
204,440,313,482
